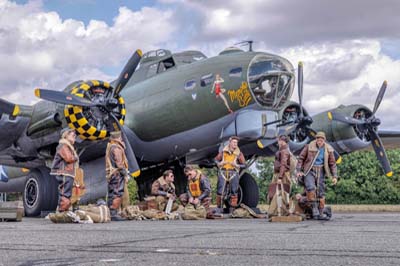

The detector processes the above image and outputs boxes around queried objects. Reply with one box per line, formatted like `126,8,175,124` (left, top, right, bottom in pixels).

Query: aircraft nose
248,55,294,110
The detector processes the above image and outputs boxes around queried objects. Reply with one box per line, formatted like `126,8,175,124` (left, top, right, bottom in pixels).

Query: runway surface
1,213,400,266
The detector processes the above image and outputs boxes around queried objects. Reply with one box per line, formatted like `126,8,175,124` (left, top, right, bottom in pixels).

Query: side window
146,63,158,78
229,67,242,78
200,73,214,87
184,79,196,91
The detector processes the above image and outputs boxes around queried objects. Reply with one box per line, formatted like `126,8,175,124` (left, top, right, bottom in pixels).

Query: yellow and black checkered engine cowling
63,80,126,141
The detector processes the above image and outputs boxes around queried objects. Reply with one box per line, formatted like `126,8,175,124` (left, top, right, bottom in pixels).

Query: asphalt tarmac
1,213,400,266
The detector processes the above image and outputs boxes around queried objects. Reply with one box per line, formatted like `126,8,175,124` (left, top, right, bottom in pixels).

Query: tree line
127,149,400,205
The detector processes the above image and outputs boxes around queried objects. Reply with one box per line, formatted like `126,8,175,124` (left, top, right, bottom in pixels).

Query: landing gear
23,167,58,216
239,173,259,208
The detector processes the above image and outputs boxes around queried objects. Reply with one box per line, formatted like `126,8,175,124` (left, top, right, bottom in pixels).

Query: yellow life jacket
222,146,241,170
189,171,202,197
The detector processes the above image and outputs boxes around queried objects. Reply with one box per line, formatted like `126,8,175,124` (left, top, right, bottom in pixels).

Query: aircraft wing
378,130,400,149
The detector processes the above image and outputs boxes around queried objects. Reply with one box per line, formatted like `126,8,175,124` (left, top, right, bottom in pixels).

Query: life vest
222,146,241,170
189,171,202,197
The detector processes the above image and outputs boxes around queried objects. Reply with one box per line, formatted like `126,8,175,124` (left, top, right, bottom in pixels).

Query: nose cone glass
248,55,294,109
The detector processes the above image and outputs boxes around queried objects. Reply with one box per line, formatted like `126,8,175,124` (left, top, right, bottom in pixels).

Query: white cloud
0,1,176,104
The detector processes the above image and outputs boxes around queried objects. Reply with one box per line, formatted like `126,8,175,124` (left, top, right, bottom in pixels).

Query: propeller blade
368,127,392,177
0,98,19,117
328,111,365,125
109,114,141,178
113,49,143,96
298,62,304,118
35,88,95,107
372,80,387,116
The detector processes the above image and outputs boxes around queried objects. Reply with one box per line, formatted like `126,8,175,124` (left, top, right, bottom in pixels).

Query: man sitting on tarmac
214,136,245,212
151,170,179,212
179,165,212,211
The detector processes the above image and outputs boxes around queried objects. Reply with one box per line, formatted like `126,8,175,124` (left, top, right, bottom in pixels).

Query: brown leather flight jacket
296,140,337,178
50,139,79,178
105,139,128,180
273,143,290,179
151,176,176,197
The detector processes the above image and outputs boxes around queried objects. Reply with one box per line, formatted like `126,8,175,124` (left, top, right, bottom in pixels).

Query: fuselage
119,48,295,162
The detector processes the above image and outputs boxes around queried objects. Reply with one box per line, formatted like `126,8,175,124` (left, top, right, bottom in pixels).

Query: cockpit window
248,55,294,109
229,67,242,78
157,57,175,73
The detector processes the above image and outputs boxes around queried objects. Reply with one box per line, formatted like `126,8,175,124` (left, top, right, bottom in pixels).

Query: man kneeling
180,165,211,210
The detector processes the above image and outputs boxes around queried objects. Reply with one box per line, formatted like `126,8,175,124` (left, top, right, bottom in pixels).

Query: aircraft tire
239,173,259,208
23,167,58,216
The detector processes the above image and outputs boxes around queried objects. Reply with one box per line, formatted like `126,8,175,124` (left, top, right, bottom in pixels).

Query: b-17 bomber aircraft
0,43,399,216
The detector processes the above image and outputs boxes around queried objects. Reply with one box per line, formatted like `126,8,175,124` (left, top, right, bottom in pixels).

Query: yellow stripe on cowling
99,130,108,139
103,82,110,88
74,93,84,98
336,156,342,164
71,88,79,94
91,80,100,86
386,171,393,177
34,88,41,98
77,119,87,127
76,127,86,134
256,140,264,149
73,106,83,113
121,108,126,115
136,49,143,57
131,169,141,178
69,115,77,123
12,105,20,116
80,83,91,91
118,97,125,104
86,126,97,135
327,112,333,121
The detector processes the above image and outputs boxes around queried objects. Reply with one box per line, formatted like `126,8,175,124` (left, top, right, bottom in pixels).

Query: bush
256,149,400,204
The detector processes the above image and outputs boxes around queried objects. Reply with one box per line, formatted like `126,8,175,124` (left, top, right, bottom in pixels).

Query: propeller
35,49,143,177
34,89,96,107
329,81,392,176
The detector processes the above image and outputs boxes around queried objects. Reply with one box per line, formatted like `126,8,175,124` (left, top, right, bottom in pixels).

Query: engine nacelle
311,104,372,153
63,80,126,141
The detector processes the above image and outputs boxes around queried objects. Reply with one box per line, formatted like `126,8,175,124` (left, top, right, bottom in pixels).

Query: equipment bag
268,184,290,217
79,205,110,223
181,204,206,220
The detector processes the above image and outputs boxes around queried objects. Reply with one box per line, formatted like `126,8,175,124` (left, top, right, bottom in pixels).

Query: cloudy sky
1,0,400,129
